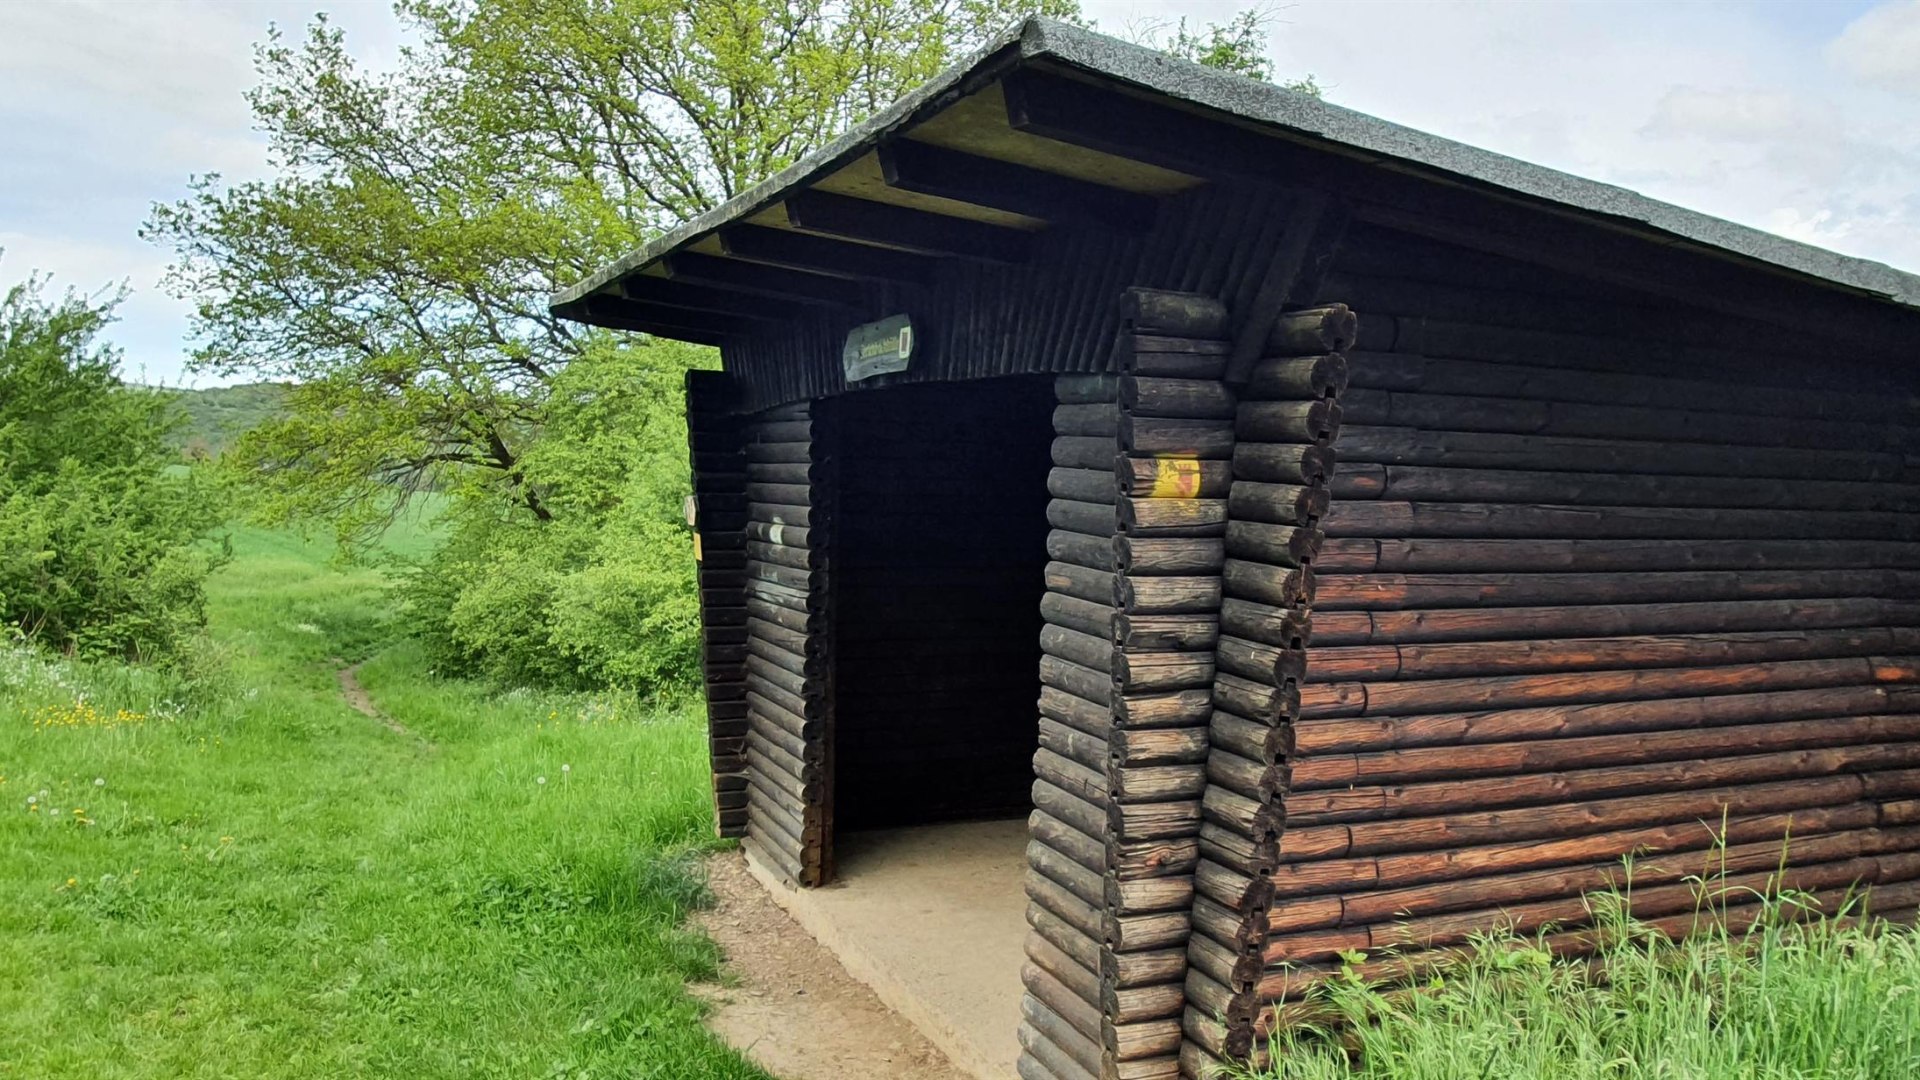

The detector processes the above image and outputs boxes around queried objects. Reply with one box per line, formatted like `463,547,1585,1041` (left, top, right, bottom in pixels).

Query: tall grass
1249,876,1920,1079
0,519,762,1078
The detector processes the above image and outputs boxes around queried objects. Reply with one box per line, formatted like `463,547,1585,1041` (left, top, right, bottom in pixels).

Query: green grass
1250,894,1920,1080
0,518,764,1078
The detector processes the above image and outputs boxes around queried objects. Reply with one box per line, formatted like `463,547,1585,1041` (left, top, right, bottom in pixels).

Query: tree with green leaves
0,270,226,664
146,0,1297,693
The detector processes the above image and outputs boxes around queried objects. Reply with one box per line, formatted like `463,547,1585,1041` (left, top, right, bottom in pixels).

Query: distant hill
158,382,291,458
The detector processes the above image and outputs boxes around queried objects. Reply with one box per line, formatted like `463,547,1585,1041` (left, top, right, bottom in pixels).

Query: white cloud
1642,87,1840,145
1827,0,1920,96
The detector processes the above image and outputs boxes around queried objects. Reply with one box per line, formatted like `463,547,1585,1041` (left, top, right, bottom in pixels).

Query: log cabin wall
1180,310,1353,1075
1022,290,1240,1080
687,371,751,838
741,402,836,887
826,377,1055,829
1235,224,1920,1059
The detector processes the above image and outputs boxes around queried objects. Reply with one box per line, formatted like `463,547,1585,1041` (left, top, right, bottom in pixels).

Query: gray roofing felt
552,17,1920,315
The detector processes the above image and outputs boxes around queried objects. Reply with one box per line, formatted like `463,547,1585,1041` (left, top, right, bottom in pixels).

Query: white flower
26,796,36,805
536,776,547,785
93,778,105,787
561,764,571,774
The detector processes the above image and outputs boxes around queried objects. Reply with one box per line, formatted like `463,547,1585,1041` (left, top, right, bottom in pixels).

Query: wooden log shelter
553,19,1920,1080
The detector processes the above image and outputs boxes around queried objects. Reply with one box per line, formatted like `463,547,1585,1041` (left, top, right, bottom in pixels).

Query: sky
2,0,1917,388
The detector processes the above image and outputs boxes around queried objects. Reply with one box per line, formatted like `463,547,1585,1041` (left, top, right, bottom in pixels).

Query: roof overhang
551,17,1920,343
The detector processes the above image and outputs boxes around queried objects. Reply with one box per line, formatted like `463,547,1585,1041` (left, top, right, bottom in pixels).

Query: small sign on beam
842,314,916,382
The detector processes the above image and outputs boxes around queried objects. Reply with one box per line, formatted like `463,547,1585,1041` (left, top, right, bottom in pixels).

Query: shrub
0,272,226,664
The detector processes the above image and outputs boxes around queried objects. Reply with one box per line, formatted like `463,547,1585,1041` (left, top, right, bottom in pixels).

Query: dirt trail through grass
331,655,424,743
0,520,767,1078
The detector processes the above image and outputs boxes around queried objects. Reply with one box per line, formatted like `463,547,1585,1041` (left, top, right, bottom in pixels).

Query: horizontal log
1119,458,1233,499
1269,801,1885,901
1115,650,1215,693
1019,1016,1100,1080
1233,441,1334,485
1038,716,1109,774
1227,482,1328,527
1118,495,1229,535
1297,683,1920,755
1115,688,1214,729
1041,655,1114,708
1034,777,1109,840
1121,376,1236,420
1338,386,1910,454
1116,614,1218,651
1120,417,1234,458
1053,435,1118,471
1237,400,1341,443
1041,624,1114,674
1210,709,1290,765
1109,908,1193,953
1223,560,1314,607
1110,763,1208,804
1332,462,1920,513
1312,596,1911,647
1308,626,1920,683
1054,403,1118,438
1220,598,1312,649
1223,520,1318,568
1283,741,1920,826
1026,859,1104,943
1336,424,1911,482
1245,353,1349,401
1111,726,1210,767
1213,672,1299,725
1217,636,1306,687
1029,839,1106,910
1316,568,1917,611
1109,799,1203,842
1022,967,1102,1052
1108,874,1196,916
1047,529,1116,572
1040,686,1112,743
1034,747,1109,810
1299,655,1920,719
1316,536,1920,575
1030,810,1107,879
1323,500,1920,542
1115,536,1224,576
1269,305,1357,357
1292,714,1920,791
1201,784,1283,845
1048,467,1116,505
1041,590,1115,641
1047,498,1116,539
1118,575,1222,616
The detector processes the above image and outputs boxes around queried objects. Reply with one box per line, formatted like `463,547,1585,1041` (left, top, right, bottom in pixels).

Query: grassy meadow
0,515,763,1079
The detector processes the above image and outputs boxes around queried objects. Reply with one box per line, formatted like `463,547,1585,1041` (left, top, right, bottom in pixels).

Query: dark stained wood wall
1237,226,1920,1055
826,377,1056,829
741,402,836,887
687,371,750,837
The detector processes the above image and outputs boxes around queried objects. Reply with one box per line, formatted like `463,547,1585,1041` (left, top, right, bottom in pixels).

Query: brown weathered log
1041,655,1113,708
1034,777,1109,839
1323,500,1920,542
1019,1017,1100,1080
1332,461,1920,513
1283,742,1920,826
1110,763,1208,804
1120,416,1235,458
1047,498,1116,538
1216,635,1307,686
1212,672,1300,724
1317,536,1920,575
1114,536,1225,576
1115,689,1215,729
1311,596,1905,647
1109,873,1196,915
1030,809,1107,879
1039,717,1109,775
1245,353,1350,400
1223,559,1315,607
1219,598,1313,649
1297,683,1920,755
1121,376,1236,421
1040,686,1113,742
1054,435,1118,471
1236,399,1341,443
1030,839,1106,909
1035,747,1109,810
1118,495,1229,535
1119,458,1234,499
1299,655,1920,719
1223,520,1319,568
1109,799,1204,842
1048,529,1117,572
1234,441,1335,485
1041,590,1116,642
1316,568,1917,611
1269,305,1357,356
1049,467,1117,505
1115,650,1215,693
1210,709,1292,766
1023,967,1103,1048
1337,424,1908,482
1111,726,1211,767
1115,614,1217,651
1041,624,1114,674
1227,481,1329,527
1046,560,1116,606
1118,575,1223,616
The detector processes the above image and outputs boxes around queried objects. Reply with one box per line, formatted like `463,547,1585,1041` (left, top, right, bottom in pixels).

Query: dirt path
694,851,972,1080
331,658,427,744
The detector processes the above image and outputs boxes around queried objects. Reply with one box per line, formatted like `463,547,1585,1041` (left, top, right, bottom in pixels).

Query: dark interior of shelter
828,375,1057,830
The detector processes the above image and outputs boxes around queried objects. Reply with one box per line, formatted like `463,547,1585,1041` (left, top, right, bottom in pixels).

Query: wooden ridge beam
718,224,940,284
784,189,1034,263
878,139,1158,234
663,252,867,306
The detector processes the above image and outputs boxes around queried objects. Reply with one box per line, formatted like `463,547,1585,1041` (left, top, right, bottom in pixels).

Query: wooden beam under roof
717,224,940,284
619,275,813,318
579,296,730,345
662,252,867,307
585,296,763,336
784,190,1034,264
877,139,1158,233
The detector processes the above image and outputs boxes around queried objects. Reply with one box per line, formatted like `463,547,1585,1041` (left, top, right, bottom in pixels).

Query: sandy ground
695,850,974,1080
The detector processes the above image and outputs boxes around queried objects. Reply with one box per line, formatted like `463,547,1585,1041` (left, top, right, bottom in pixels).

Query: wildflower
536,776,547,785
220,836,233,844
93,778,104,787
561,764,571,775
26,795,36,805
65,877,75,887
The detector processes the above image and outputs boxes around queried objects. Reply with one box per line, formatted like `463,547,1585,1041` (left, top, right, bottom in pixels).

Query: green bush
0,273,226,664
398,336,709,698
